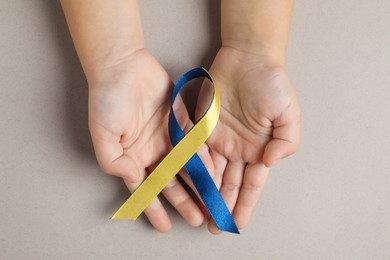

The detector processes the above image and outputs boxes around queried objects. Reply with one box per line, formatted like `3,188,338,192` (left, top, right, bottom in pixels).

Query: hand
88,48,207,232
197,47,300,233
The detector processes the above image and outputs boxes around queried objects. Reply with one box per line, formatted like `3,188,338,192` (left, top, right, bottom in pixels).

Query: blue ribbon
168,68,239,234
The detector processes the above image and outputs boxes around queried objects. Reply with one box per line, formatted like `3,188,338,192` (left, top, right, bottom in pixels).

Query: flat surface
1,1,389,259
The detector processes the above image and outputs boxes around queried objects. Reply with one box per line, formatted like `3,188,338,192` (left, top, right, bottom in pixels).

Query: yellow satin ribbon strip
111,73,220,220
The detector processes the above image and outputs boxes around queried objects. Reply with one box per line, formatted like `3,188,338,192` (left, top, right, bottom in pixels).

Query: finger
162,176,204,227
201,150,228,225
263,104,300,167
177,136,216,223
208,161,245,234
192,150,228,225
123,169,172,233
93,139,140,182
210,150,228,190
197,200,211,224
232,163,270,230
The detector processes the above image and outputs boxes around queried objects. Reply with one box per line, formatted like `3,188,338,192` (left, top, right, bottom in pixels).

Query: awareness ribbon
111,68,239,234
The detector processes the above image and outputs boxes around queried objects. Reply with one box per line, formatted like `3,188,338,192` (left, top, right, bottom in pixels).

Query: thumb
263,107,300,168
92,139,141,182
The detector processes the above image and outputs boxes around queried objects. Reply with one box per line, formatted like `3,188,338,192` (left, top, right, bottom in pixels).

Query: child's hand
197,47,300,233
88,49,206,232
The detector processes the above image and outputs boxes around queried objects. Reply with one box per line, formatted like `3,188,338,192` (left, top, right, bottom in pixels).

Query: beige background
1,0,389,259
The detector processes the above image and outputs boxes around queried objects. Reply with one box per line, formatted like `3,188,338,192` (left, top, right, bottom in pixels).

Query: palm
89,49,204,232
197,47,300,233
89,50,173,176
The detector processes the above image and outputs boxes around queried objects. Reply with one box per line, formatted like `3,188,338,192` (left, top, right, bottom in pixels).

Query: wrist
83,43,145,86
220,40,287,67
220,0,293,66
211,46,287,89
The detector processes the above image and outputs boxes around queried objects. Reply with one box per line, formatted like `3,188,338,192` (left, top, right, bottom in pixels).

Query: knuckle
242,183,263,193
144,201,163,214
173,196,192,208
197,145,208,158
222,182,241,192
165,177,179,189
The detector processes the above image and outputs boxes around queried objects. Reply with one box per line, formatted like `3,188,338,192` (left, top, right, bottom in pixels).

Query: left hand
196,47,300,233
88,48,209,232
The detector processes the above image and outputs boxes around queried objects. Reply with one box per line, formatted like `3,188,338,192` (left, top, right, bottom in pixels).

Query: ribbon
111,68,239,234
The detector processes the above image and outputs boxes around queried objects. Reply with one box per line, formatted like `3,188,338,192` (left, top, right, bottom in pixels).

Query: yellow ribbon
111,68,220,220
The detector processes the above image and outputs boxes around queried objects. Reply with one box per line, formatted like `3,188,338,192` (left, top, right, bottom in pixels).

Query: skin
60,0,300,234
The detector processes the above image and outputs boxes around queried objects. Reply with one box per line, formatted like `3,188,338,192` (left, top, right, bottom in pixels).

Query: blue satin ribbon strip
169,68,239,234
